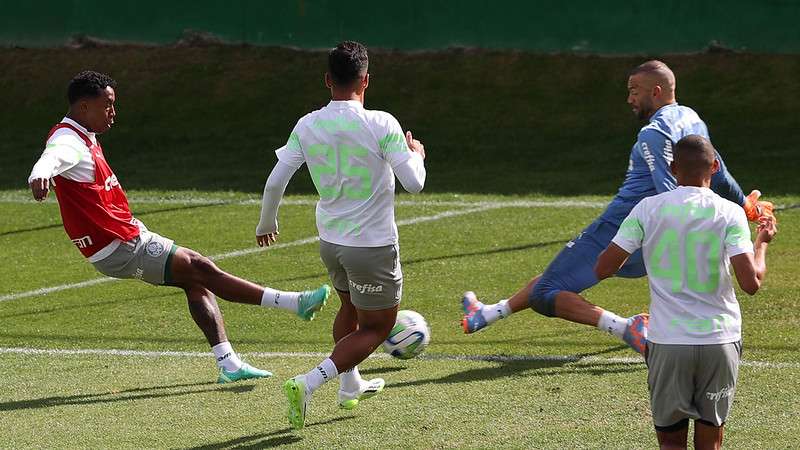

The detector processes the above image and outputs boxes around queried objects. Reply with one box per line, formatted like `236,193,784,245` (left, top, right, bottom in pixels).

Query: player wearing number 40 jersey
595,134,776,450
460,60,776,354
255,41,426,429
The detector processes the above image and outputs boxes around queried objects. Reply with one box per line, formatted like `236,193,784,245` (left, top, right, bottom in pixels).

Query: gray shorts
646,341,742,429
319,239,402,311
92,230,176,286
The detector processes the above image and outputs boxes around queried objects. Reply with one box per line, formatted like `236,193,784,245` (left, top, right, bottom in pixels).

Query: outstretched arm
256,161,298,247
710,152,746,206
28,142,83,201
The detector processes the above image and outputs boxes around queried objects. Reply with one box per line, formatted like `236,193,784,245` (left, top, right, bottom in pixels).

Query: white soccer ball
383,310,431,359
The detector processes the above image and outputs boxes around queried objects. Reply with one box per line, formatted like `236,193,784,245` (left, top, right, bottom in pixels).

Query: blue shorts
530,219,646,316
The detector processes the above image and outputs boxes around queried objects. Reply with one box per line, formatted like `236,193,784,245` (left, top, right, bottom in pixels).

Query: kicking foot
217,362,272,384
284,375,310,430
338,378,385,410
622,313,649,355
297,284,331,321
461,291,488,334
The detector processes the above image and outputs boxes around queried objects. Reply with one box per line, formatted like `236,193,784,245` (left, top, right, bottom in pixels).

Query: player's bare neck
330,90,363,103
677,177,712,188
66,111,93,133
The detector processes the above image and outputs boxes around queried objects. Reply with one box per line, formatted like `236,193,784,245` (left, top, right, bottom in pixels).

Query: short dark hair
674,135,716,176
67,70,116,104
328,41,368,86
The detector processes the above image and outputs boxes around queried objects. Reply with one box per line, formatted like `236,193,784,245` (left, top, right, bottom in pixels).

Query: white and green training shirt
612,186,754,345
274,100,425,247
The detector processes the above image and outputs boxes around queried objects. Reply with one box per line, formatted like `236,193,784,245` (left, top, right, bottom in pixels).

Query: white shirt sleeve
256,161,299,235
275,124,307,170
378,114,414,168
724,207,754,257
393,152,426,194
612,201,646,254
27,137,84,184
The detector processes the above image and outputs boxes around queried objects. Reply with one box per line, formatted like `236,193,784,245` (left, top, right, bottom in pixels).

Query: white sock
212,341,243,372
482,299,512,324
260,287,301,312
304,357,339,395
340,365,363,393
598,310,627,339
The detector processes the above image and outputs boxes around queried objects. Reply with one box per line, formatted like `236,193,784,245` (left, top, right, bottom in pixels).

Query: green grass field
1,190,798,449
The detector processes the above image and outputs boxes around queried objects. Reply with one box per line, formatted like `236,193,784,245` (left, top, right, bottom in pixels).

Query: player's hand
30,178,50,201
406,131,425,160
743,190,775,223
756,215,777,244
256,231,279,247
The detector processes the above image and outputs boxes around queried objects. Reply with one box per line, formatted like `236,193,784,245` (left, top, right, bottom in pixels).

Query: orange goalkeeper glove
743,190,775,223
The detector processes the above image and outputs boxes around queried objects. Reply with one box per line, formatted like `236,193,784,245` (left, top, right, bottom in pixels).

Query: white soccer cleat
338,378,385,410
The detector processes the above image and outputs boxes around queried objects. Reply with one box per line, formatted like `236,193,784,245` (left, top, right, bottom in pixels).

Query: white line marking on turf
0,193,610,208
1,346,797,369
0,203,503,302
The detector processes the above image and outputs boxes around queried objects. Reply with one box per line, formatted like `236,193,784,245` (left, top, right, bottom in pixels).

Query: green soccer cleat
284,375,310,430
296,284,331,321
217,362,273,384
338,378,385,410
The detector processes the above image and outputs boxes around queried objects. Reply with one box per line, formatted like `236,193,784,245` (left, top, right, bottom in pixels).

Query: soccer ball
383,310,431,359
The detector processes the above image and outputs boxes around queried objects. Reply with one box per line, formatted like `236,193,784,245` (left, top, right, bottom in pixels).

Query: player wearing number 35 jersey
256,41,426,429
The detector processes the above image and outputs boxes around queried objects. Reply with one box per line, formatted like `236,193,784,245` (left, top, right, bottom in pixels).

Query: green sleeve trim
286,132,302,152
725,225,749,247
619,217,644,241
379,133,407,153
46,143,83,163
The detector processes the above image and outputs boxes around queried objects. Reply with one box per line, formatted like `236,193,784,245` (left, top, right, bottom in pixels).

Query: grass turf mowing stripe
2,346,798,369
0,203,502,302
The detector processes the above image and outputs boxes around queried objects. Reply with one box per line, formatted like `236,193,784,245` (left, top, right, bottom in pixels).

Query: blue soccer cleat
622,313,649,355
218,362,273,384
461,291,488,334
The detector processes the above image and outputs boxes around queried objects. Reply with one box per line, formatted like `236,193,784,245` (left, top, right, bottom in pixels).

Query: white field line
0,203,501,303
2,192,798,210
0,193,609,208
0,346,797,370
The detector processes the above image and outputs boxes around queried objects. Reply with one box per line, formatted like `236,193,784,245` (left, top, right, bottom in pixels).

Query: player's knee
187,252,222,277
529,280,558,317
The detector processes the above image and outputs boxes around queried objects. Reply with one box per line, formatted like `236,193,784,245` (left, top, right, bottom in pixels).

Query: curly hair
328,41,369,86
67,70,116,104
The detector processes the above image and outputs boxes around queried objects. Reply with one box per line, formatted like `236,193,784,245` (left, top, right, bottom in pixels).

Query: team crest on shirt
146,241,165,257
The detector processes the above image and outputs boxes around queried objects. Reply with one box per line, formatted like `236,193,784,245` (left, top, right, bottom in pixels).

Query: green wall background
1,0,799,53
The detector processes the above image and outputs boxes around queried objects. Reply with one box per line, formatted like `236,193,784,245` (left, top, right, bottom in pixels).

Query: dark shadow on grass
0,288,186,320
184,416,355,450
0,380,255,412
262,239,568,285
359,366,408,376
390,345,644,388
1,239,565,323
0,203,224,237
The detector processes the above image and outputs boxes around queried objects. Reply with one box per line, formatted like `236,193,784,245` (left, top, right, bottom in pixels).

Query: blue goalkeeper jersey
600,103,745,227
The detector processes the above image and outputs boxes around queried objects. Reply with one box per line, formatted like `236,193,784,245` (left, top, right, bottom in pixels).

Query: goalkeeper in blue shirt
460,60,775,354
